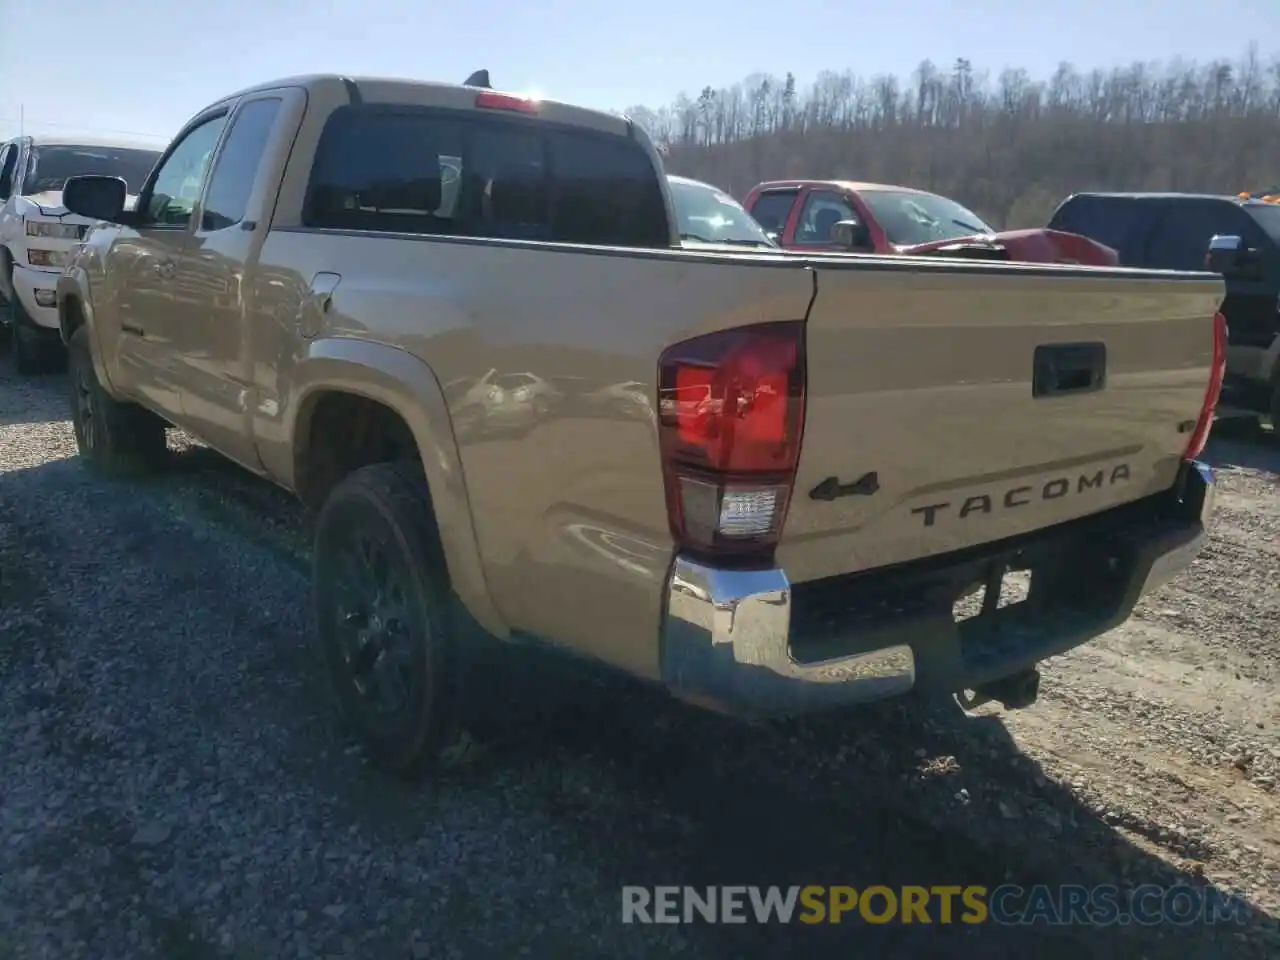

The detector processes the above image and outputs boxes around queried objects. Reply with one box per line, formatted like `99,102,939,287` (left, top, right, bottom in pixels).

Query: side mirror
831,218,873,252
1203,233,1262,278
63,175,128,224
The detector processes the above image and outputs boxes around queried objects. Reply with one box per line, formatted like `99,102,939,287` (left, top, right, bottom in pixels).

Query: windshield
668,178,776,247
859,189,994,246
22,145,161,195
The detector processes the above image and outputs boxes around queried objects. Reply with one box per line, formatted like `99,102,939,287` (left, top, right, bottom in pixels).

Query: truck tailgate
777,260,1224,584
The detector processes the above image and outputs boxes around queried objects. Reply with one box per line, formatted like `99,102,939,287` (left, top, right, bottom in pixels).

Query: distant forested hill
623,46,1280,227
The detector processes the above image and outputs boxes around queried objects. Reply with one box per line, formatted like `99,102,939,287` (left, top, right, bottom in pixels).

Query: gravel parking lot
1,355,1277,959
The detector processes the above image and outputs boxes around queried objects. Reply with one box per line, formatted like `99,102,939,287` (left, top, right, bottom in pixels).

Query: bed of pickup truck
54,71,1225,777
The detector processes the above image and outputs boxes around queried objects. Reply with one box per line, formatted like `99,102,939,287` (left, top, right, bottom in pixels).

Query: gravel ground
1,356,1277,959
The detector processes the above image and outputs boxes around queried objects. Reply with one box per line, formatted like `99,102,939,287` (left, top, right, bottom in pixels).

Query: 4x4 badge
809,472,880,501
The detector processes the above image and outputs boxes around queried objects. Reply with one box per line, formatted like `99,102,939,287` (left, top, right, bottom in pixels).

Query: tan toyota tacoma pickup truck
56,71,1226,777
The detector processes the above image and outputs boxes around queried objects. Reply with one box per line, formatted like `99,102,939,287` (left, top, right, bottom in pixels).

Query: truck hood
18,190,140,220
895,228,1119,266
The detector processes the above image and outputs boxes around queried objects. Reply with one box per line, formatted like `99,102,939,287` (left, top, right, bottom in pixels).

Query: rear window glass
304,105,669,247
1048,197,1153,262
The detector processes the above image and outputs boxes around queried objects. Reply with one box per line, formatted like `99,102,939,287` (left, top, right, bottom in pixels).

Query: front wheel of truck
313,461,460,779
67,326,168,477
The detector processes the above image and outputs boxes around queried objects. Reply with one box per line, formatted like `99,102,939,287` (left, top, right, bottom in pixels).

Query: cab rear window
303,104,670,248
1048,196,1154,261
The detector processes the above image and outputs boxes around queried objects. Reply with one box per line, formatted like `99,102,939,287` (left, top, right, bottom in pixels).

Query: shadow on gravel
2,441,1276,959
0,359,68,426
1203,429,1280,477
426,644,1279,958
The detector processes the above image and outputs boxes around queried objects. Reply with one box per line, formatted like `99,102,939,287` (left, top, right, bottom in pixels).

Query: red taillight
475,91,538,113
1184,310,1228,461
657,321,806,559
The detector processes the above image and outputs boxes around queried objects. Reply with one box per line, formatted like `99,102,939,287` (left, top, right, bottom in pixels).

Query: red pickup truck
743,179,1119,265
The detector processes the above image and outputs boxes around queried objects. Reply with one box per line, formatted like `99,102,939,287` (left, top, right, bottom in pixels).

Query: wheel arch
287,338,507,639
58,285,87,344
56,269,122,396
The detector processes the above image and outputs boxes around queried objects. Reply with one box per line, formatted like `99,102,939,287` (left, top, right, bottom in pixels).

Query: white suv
0,134,160,372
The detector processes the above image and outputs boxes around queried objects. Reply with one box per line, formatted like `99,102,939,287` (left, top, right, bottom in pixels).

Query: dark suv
1048,192,1280,427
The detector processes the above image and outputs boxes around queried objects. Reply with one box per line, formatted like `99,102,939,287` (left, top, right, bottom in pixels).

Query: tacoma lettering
911,464,1131,527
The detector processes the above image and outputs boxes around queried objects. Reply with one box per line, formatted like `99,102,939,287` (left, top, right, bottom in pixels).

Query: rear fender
288,337,507,638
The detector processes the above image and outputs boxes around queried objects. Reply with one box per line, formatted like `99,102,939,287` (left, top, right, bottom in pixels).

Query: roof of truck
754,179,940,196
209,74,631,137
216,73,455,101
1061,191,1244,203
668,174,726,191
24,132,164,152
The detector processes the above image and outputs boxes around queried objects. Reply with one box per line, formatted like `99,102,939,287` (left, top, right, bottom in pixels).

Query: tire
0,259,12,355
67,326,168,477
313,460,460,779
11,297,65,375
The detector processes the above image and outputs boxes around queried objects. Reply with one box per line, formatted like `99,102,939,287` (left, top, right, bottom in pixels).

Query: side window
750,190,797,236
200,98,283,232
145,115,229,227
305,109,466,234
1143,202,1236,271
546,129,668,247
795,191,857,244
0,145,15,200
1231,208,1273,252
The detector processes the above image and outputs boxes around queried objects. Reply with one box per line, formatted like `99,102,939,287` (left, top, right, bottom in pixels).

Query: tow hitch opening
956,667,1041,712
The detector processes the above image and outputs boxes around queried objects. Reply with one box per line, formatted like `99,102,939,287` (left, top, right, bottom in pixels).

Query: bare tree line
624,45,1280,229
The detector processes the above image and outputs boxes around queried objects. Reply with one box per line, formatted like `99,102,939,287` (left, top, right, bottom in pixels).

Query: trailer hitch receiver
956,667,1041,711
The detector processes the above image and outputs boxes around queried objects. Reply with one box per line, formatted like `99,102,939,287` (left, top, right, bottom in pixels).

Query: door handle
1033,342,1107,397
153,259,177,281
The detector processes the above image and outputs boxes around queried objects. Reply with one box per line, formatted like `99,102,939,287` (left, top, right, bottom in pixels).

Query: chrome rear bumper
661,559,915,718
659,460,1216,720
